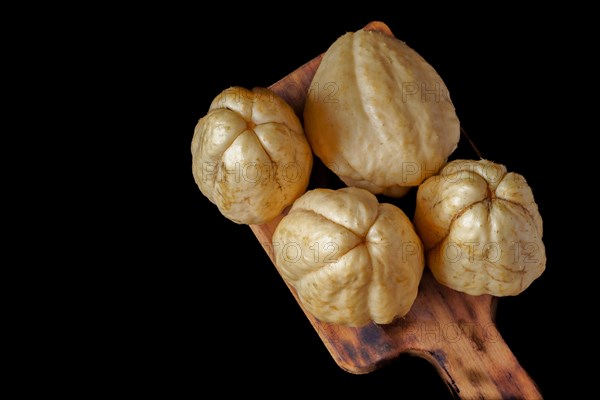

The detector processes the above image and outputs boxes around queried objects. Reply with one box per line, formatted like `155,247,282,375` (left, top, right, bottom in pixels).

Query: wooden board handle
415,325,542,399
409,296,542,399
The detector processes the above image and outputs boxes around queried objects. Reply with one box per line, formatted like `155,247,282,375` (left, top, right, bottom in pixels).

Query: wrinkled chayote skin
191,87,313,225
414,159,546,296
273,187,424,327
304,29,460,197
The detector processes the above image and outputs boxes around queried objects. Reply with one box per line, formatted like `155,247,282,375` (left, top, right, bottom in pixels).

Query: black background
100,8,584,398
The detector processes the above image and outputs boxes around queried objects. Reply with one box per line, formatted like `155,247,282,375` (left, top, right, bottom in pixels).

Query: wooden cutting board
250,21,542,399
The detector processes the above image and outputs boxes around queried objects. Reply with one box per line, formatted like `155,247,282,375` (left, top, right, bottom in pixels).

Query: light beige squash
414,159,546,296
273,187,424,327
304,28,460,197
191,87,313,225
